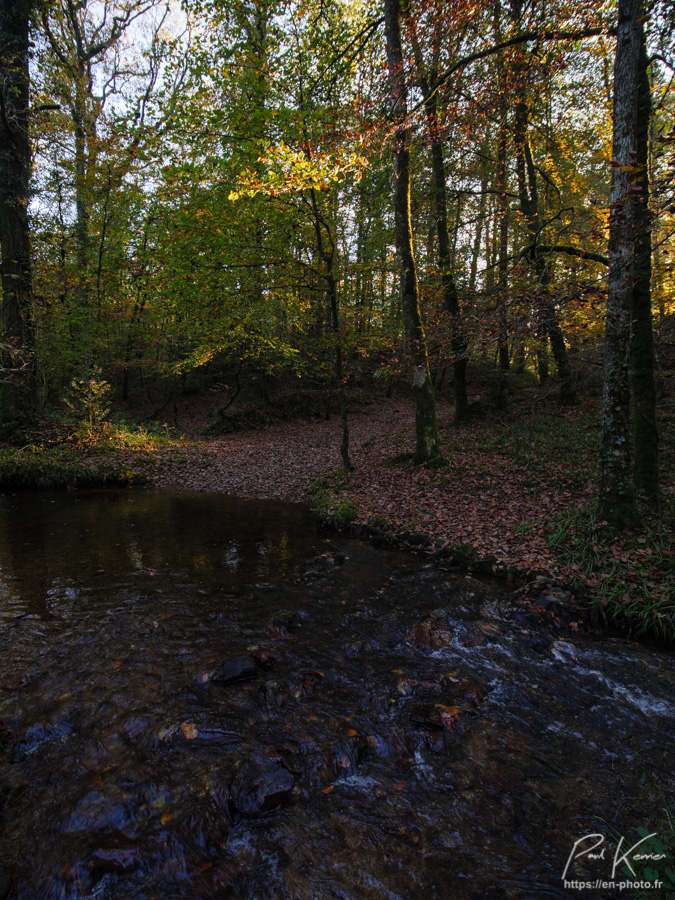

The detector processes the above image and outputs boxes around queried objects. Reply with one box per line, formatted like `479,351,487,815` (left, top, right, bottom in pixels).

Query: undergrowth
0,444,148,489
547,500,675,646
0,422,176,489
310,470,357,528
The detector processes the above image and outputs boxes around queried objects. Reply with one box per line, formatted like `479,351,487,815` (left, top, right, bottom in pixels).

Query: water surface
0,490,672,899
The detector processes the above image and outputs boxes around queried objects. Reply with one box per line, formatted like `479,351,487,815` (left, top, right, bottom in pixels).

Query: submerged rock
212,655,258,685
231,752,295,815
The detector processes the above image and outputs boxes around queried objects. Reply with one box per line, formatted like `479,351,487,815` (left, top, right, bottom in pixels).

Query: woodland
0,0,674,642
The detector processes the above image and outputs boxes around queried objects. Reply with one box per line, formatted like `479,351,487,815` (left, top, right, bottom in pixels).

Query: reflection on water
0,490,672,900
0,491,318,619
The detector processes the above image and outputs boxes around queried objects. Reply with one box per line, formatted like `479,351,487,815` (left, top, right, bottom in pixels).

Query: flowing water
0,490,672,900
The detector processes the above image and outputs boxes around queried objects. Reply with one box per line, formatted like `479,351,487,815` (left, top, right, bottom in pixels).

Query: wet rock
409,707,445,732
231,752,295,815
212,655,258,686
365,734,389,758
396,677,441,697
343,637,366,658
9,721,71,763
401,532,433,549
272,611,304,631
61,791,133,834
314,550,346,565
405,622,454,652
410,703,463,734
551,640,578,664
123,717,147,743
90,843,142,874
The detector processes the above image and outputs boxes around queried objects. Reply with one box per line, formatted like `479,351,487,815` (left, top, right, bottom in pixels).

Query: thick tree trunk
630,28,659,500
384,0,441,464
598,0,641,528
0,0,35,420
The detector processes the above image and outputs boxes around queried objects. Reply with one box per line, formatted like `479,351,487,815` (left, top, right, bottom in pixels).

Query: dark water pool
0,490,672,899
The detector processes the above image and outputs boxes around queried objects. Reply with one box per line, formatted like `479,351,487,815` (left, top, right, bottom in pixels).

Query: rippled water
0,490,672,899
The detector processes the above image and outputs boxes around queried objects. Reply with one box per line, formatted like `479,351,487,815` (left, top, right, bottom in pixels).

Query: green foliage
310,470,357,529
64,367,111,437
547,503,675,646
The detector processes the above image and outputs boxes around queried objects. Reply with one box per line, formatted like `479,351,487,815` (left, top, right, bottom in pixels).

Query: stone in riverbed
231,752,294,815
212,655,258,686
405,622,453,652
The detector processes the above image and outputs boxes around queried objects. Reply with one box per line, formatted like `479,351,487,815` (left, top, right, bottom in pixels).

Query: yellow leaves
230,142,371,200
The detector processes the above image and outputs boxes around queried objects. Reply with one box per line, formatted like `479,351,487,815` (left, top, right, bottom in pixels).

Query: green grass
0,444,148,489
310,470,357,529
547,501,675,646
0,422,177,489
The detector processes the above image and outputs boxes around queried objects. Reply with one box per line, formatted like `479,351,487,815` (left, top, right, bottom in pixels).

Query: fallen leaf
180,722,198,739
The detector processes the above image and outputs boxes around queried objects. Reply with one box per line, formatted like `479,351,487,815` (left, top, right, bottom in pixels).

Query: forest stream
0,490,672,900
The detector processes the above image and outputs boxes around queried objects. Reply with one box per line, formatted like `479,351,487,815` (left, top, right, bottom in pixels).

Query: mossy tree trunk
384,0,441,464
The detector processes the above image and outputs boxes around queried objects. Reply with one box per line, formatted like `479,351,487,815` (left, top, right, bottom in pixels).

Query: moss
310,471,357,529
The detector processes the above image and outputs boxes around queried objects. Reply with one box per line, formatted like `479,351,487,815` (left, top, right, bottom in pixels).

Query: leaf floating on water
435,704,462,731
151,796,166,809
322,785,334,794
160,813,174,824
112,661,122,670
346,729,358,737
180,722,198,739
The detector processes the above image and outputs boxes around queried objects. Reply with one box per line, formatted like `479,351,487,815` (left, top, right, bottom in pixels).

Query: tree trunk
422,83,469,423
630,27,659,500
513,73,576,403
0,0,35,420
384,0,441,464
598,0,641,528
309,189,352,472
496,113,510,375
